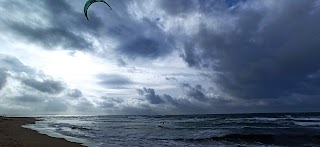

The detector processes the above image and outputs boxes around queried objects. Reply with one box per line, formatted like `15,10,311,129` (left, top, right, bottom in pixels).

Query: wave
163,134,320,146
49,123,93,131
293,121,320,127
23,122,94,147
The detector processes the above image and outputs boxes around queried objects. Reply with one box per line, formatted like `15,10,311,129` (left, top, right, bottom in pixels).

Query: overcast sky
1,0,320,115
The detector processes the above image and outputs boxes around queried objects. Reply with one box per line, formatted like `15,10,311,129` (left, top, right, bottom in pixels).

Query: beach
0,116,83,147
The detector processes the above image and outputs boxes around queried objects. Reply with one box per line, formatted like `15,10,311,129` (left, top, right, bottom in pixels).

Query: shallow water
24,113,320,146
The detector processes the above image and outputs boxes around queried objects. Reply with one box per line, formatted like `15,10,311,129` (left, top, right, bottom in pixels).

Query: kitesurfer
84,0,112,20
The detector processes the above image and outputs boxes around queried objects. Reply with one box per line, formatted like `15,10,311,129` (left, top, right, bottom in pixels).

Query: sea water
23,113,320,146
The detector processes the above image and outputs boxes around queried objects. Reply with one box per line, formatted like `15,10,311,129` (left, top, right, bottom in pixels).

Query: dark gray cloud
136,87,222,114
165,77,178,82
136,86,320,114
181,83,208,102
181,41,206,68
158,0,198,16
14,95,44,103
7,23,93,51
117,58,127,67
161,94,199,112
0,54,34,74
143,83,317,114
112,18,175,59
137,88,145,95
74,98,96,113
138,86,206,110
99,97,124,108
68,89,83,98
138,87,165,104
116,35,173,59
97,74,133,88
0,71,7,90
22,78,66,94
178,0,320,100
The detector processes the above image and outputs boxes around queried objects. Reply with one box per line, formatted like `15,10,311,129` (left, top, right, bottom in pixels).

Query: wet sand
0,116,83,147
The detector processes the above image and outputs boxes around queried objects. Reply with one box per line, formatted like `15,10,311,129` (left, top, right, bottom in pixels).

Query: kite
84,0,112,21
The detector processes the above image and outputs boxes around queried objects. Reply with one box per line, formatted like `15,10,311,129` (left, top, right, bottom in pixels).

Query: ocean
23,113,320,146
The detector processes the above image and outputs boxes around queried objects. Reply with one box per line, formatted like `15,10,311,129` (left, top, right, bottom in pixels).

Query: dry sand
0,116,83,147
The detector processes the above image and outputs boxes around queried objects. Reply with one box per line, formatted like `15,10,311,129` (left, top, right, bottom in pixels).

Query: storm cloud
182,83,208,102
109,17,175,59
138,87,165,104
2,0,320,115
175,0,320,100
136,86,227,114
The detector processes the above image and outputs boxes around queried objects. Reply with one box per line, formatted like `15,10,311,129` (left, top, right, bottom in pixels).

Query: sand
0,116,83,147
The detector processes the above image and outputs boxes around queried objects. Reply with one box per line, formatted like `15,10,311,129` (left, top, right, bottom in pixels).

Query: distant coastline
0,116,83,147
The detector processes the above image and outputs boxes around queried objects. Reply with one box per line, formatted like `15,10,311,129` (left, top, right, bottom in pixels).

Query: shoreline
0,116,84,147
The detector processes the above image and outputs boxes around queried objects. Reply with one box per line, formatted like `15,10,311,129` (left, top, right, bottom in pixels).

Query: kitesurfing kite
84,0,112,21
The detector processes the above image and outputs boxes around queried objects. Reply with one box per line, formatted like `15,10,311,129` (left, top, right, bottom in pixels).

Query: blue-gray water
24,113,320,146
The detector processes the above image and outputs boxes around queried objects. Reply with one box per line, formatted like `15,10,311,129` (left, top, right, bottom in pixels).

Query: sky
1,0,320,115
